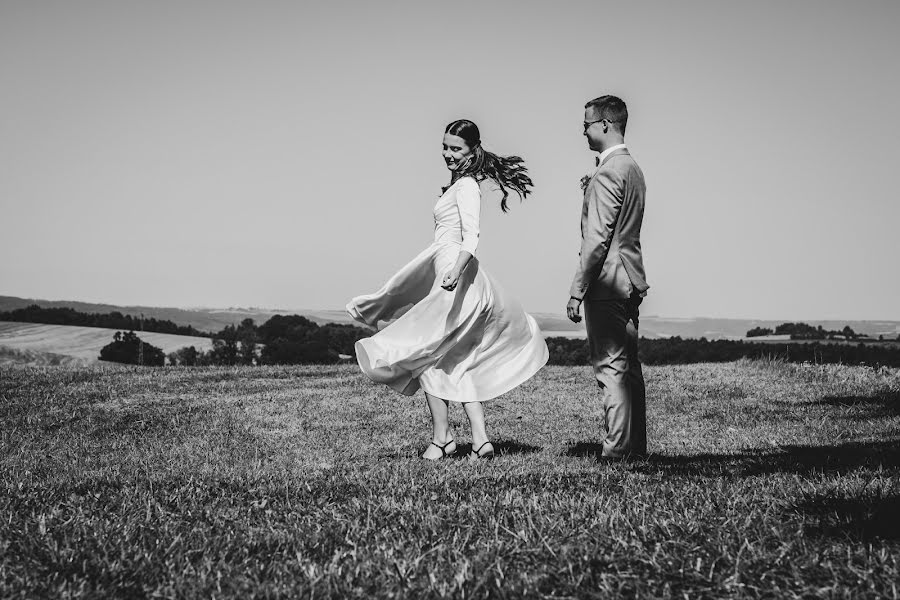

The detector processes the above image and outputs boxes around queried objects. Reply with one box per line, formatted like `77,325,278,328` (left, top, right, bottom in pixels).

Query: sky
1,0,898,320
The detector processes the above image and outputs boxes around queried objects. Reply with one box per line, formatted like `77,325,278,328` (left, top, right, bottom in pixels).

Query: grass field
1,361,898,598
0,322,215,366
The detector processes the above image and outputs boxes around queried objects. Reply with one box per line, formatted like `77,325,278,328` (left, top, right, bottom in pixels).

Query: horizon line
2,293,899,323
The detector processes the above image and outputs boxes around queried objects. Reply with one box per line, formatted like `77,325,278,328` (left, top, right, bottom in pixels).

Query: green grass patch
1,360,898,598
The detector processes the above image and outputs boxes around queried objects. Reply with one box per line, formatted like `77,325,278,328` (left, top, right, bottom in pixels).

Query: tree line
745,322,898,340
545,336,900,368
18,302,889,367
1,304,375,367
101,315,374,366
1,305,207,338
104,328,900,368
168,315,372,366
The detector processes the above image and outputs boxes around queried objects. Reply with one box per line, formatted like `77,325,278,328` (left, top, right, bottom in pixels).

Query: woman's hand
441,269,461,291
443,251,472,292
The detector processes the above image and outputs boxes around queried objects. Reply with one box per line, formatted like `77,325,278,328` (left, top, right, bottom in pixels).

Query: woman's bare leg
462,401,493,456
421,391,456,459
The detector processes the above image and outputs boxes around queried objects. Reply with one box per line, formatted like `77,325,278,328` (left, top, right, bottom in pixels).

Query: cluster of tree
193,318,260,366
546,336,900,367
1,304,208,337
166,315,372,366
746,322,863,340
99,331,166,366
168,345,201,366
746,326,775,337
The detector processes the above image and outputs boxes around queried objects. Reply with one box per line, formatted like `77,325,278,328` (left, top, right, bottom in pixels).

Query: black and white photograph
1,1,898,597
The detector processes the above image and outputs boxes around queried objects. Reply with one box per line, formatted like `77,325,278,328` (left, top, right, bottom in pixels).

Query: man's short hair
585,95,628,135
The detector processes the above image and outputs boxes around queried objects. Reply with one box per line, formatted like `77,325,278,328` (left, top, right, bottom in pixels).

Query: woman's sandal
424,439,457,460
469,441,495,460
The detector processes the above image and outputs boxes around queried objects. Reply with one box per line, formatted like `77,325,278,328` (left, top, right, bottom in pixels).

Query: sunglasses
583,118,615,132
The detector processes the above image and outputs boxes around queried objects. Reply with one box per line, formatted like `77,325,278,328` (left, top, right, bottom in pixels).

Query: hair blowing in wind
445,119,533,212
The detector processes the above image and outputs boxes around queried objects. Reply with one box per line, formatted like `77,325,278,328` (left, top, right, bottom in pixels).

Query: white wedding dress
346,176,548,402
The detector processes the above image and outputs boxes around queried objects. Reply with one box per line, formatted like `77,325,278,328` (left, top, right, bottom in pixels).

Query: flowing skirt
346,241,549,402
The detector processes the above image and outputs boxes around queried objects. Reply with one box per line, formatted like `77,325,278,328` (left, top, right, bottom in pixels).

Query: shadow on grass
793,495,900,542
455,440,542,458
805,391,900,419
494,440,541,457
560,440,900,475
380,440,541,460
632,440,900,477
568,439,900,542
564,442,605,459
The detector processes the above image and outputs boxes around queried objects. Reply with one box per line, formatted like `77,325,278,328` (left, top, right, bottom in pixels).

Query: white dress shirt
598,143,627,166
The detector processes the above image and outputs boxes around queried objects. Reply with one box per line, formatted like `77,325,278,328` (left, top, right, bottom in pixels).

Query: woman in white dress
346,119,549,460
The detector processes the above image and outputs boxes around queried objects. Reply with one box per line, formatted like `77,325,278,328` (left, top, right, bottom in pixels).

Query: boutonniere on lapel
579,173,591,193
580,157,601,193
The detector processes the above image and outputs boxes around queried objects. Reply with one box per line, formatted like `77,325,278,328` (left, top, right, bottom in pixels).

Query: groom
566,95,649,459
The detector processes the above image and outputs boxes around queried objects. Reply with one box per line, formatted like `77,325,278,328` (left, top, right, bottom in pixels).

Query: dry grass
1,360,898,598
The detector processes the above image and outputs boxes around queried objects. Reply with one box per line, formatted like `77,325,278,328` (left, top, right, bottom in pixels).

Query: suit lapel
583,149,631,198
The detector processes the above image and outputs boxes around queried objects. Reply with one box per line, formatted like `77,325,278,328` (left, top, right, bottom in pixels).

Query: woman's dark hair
444,119,533,212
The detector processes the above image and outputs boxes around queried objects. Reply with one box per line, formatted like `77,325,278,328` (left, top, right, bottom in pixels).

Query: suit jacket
570,148,648,301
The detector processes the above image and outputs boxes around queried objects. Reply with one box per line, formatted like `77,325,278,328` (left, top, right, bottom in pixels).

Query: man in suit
567,95,649,459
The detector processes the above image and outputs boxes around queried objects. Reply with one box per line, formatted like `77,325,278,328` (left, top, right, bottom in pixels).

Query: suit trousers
584,295,647,458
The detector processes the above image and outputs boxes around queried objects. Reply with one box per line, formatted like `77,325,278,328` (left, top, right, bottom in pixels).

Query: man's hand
566,297,582,323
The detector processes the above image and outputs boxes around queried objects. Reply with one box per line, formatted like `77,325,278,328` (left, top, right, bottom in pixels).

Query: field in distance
0,322,214,366
1,360,897,597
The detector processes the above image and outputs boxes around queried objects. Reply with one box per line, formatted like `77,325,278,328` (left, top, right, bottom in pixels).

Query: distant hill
2,295,899,341
0,295,331,333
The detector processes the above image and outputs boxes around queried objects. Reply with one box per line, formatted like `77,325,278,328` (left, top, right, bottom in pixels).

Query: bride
346,119,548,460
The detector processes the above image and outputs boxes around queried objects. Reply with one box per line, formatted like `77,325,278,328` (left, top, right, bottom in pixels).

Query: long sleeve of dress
456,178,481,256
